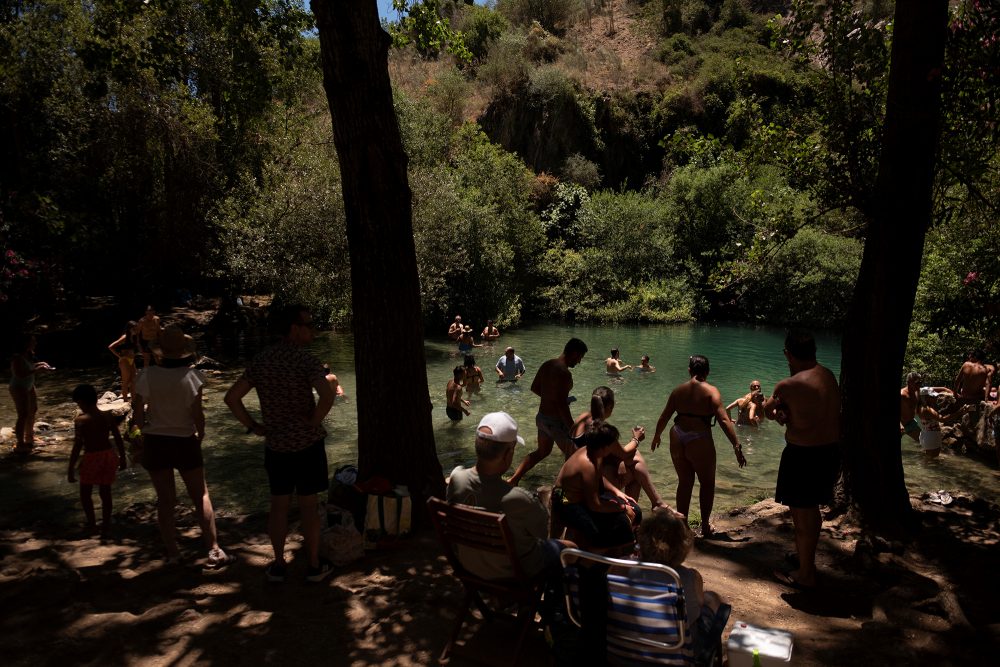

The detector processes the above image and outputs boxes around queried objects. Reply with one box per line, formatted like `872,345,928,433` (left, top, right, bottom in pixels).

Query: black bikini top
675,412,716,427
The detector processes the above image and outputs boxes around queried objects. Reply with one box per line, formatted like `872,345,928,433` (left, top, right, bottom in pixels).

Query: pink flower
963,271,979,285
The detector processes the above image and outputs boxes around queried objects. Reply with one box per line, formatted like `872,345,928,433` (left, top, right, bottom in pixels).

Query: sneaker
305,558,334,583
204,547,236,571
264,561,287,583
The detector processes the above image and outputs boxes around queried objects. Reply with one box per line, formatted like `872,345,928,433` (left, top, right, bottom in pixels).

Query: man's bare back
532,358,573,423
955,360,988,402
771,364,841,446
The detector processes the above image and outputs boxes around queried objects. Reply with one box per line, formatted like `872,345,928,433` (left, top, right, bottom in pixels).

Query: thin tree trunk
840,0,949,534
311,0,445,502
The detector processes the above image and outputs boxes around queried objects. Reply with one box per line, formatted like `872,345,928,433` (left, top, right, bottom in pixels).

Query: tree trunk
840,0,949,535
311,0,445,502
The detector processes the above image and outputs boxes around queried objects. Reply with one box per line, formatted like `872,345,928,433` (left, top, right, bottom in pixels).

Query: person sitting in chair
447,412,573,579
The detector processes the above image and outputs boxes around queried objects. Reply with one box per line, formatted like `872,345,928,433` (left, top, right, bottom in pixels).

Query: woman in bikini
650,355,746,537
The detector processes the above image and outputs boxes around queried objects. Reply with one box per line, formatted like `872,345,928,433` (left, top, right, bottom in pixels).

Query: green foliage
560,153,602,190
477,31,531,95
410,124,545,326
537,190,698,322
0,0,316,301
457,4,509,61
426,68,470,126
718,0,751,30
740,227,862,328
211,82,351,325
390,0,473,63
498,0,581,35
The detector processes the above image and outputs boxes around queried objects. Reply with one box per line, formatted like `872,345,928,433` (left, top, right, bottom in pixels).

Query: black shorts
143,434,203,472
775,441,841,508
553,490,636,548
265,440,329,496
446,406,463,421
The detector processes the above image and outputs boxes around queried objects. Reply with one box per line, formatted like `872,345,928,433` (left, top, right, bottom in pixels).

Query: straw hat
158,325,196,359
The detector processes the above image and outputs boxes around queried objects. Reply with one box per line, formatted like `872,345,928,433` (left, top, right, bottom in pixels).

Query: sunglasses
750,385,761,390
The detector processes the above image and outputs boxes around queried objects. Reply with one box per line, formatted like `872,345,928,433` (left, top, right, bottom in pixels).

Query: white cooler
726,620,794,666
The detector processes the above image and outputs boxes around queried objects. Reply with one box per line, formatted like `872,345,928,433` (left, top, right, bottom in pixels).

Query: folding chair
560,547,695,665
427,497,547,665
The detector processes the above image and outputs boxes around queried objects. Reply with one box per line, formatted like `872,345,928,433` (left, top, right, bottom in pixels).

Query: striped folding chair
560,548,695,665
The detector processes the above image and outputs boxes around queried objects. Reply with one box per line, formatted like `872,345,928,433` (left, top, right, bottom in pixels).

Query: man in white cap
446,412,572,579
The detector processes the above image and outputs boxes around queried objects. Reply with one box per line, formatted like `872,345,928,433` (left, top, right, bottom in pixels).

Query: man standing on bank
508,338,588,486
764,329,841,590
225,305,336,583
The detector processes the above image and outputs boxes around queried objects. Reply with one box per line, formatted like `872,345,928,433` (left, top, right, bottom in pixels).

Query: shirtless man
553,421,637,553
446,366,471,422
480,320,500,342
764,329,841,590
899,372,922,442
447,315,463,341
605,348,632,374
954,349,989,407
137,305,162,367
508,338,588,486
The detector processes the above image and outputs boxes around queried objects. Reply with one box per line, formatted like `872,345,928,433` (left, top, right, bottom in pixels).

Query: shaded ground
2,492,997,666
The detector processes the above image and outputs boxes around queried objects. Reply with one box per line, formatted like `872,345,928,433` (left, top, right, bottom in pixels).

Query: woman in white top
133,325,233,569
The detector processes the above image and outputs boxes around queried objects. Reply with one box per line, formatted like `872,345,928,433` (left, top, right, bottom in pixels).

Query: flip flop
773,569,815,591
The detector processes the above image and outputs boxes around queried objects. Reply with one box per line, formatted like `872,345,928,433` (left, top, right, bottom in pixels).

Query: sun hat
477,412,525,446
158,325,196,359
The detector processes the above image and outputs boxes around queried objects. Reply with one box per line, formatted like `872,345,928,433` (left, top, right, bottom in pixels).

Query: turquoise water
2,322,997,527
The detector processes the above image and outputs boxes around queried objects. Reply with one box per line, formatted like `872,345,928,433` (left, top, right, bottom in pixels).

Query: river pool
2,322,996,527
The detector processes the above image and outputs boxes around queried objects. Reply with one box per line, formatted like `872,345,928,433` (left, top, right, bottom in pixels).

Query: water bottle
752,648,762,667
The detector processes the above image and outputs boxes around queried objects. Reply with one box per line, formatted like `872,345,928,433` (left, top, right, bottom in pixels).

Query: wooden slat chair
427,497,547,665
560,548,695,665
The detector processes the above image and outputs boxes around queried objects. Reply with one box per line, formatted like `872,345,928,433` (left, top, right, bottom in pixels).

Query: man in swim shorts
899,372,921,442
508,338,588,486
764,329,841,590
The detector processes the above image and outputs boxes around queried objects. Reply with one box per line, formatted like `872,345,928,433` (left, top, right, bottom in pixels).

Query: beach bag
328,464,366,530
363,488,412,549
320,523,365,566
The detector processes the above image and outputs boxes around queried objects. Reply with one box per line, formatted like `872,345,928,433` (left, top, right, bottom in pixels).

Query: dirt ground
2,490,997,667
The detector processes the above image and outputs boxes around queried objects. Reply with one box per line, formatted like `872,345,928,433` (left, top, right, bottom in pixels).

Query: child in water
68,384,127,536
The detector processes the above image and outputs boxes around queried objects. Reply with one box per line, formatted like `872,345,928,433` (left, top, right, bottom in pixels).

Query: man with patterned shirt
225,305,337,583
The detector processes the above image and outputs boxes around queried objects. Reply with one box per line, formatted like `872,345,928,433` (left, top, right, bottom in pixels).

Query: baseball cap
477,412,525,446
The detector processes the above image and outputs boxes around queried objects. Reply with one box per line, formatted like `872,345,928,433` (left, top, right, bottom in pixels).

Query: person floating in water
68,384,127,537
637,355,655,372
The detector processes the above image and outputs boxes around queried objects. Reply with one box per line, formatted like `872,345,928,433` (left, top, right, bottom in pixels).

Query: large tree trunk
311,0,445,501
840,1,949,535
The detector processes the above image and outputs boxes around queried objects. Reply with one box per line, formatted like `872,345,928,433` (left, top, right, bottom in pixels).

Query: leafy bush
561,153,602,190
477,31,531,95
426,68,470,126
458,4,509,61
742,227,862,329
537,190,698,322
498,0,581,35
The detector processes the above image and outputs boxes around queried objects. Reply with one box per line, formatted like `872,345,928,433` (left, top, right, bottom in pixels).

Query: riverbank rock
97,391,131,418
942,401,997,460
